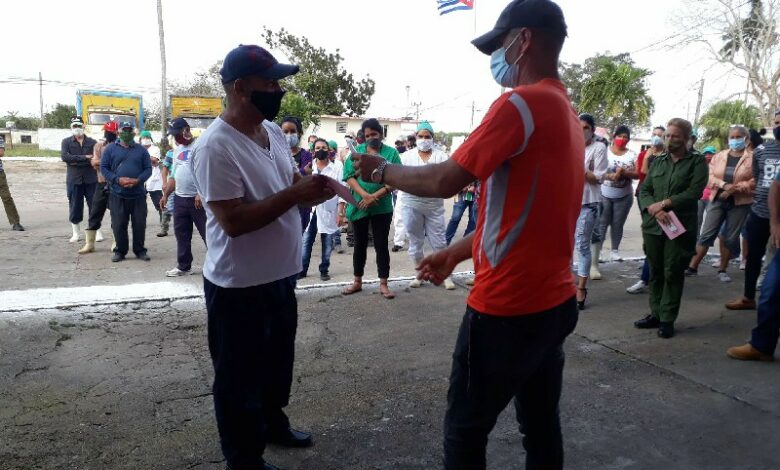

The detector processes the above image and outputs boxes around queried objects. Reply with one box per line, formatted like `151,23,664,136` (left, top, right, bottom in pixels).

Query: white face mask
417,138,434,152
72,127,84,137
141,138,152,146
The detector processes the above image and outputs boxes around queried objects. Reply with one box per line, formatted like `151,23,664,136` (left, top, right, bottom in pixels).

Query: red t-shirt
452,79,584,316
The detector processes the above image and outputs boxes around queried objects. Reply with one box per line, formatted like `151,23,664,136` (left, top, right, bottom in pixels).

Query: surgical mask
104,131,117,143
614,137,629,149
285,134,300,149
728,138,746,151
651,135,664,147
141,138,152,146
250,90,285,122
583,130,594,142
367,138,382,150
490,34,521,88
119,131,135,144
72,127,84,137
314,149,329,160
417,138,434,152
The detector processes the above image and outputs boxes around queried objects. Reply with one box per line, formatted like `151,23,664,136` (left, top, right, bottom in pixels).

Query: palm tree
579,60,655,132
698,100,761,150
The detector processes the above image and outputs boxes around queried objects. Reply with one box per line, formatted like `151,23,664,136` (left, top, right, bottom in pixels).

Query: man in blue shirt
100,121,152,262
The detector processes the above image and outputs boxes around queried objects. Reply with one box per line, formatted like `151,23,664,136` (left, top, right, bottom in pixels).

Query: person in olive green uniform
0,137,24,231
342,118,402,299
635,118,709,338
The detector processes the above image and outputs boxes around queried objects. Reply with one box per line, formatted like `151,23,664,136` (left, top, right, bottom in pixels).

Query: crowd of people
0,0,778,468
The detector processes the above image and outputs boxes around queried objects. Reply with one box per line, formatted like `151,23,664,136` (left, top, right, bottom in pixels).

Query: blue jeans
301,211,333,276
640,258,650,284
751,251,780,355
574,203,599,277
446,199,476,245
331,229,342,248
591,201,604,244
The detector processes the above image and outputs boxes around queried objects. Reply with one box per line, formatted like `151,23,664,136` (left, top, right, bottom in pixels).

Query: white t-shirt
191,118,301,288
583,140,608,205
398,148,449,211
601,147,637,199
309,161,340,234
146,166,163,191
171,142,198,197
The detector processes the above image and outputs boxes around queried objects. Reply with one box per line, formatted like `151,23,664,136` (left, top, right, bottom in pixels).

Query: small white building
0,127,38,146
305,115,422,150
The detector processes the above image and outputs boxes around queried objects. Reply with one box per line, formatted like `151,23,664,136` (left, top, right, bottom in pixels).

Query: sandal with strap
342,282,362,296
577,287,588,311
379,283,395,300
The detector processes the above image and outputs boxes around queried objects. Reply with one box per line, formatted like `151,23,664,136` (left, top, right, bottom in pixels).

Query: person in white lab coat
399,121,456,290
300,138,342,281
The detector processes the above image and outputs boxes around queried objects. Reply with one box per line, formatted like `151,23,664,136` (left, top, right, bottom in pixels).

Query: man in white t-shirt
191,45,334,470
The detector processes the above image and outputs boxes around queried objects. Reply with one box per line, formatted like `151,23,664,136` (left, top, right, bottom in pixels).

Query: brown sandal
379,283,395,300
342,282,362,296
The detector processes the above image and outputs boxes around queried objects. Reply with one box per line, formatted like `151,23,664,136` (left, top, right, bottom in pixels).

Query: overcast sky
1,0,749,134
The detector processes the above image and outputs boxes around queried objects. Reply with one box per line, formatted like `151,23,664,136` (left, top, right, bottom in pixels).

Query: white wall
38,128,73,151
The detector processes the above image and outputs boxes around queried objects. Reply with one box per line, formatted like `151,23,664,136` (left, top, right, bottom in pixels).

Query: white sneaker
718,271,732,283
166,267,190,277
711,258,721,268
409,279,422,288
626,280,648,294
95,229,105,242
444,278,456,290
465,277,475,286
739,258,746,271
610,250,623,262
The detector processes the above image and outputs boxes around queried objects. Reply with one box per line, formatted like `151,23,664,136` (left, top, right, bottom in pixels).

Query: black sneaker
12,223,25,231
634,314,660,329
684,267,698,276
112,252,125,263
136,252,151,261
391,245,403,252
320,273,331,281
657,322,675,338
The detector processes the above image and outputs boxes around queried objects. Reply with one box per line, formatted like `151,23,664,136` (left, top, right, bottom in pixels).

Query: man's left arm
137,148,152,183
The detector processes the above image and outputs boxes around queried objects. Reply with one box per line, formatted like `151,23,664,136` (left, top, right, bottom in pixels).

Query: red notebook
658,210,686,240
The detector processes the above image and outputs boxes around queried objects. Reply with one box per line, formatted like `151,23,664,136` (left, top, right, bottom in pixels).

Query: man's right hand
771,222,780,249
293,175,334,207
118,177,137,188
417,249,458,286
160,195,168,210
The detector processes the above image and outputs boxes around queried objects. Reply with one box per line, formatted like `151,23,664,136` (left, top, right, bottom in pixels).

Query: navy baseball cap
220,45,300,84
119,121,134,130
472,0,567,55
167,117,190,136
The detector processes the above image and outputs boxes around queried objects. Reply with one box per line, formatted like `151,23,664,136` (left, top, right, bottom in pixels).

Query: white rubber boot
69,223,81,243
443,277,456,290
590,243,603,280
95,229,105,242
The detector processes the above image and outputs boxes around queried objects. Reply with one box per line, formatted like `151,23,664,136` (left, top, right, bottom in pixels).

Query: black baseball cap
167,117,190,136
220,45,300,84
471,0,567,55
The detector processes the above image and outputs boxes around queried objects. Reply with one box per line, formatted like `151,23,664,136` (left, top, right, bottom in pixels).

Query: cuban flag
438,0,474,15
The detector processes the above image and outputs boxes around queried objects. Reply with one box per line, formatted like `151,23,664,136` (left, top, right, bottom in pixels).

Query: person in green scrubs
342,118,401,299
635,118,708,338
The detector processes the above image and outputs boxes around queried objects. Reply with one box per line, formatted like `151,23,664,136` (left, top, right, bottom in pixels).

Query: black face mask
104,131,117,143
367,138,382,150
250,90,285,122
774,125,780,141
314,149,329,160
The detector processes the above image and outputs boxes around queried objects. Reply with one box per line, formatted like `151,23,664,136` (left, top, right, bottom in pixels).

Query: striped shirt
751,141,780,219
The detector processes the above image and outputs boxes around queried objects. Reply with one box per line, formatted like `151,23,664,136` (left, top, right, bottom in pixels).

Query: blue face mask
490,34,522,88
651,135,664,147
728,138,746,151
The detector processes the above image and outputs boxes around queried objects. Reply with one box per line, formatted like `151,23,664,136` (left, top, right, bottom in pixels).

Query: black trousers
87,182,109,231
744,211,771,300
173,194,207,271
443,298,579,470
67,182,96,224
149,190,163,219
109,194,147,257
352,212,392,278
205,276,298,469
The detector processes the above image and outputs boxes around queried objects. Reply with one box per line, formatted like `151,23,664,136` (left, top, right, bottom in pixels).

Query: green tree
262,27,376,117
698,100,761,150
278,93,320,129
2,111,41,130
44,103,78,129
561,53,654,131
170,62,224,97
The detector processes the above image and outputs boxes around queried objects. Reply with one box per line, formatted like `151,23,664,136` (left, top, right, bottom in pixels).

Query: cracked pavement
2,261,780,469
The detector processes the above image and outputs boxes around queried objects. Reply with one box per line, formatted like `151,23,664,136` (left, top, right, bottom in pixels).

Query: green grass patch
2,144,61,158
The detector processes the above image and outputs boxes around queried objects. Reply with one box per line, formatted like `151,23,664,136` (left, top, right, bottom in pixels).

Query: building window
383,125,389,137
336,122,348,133
21,135,32,144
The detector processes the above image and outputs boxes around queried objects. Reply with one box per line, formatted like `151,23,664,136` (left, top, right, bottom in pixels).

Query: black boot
634,314,660,329
657,322,675,338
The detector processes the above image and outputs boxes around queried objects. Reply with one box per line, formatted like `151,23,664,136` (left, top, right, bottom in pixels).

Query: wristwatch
370,160,388,184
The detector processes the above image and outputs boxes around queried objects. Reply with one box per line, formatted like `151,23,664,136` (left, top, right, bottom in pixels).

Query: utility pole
157,0,168,141
39,72,45,128
412,101,421,120
693,78,704,125
470,101,475,128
